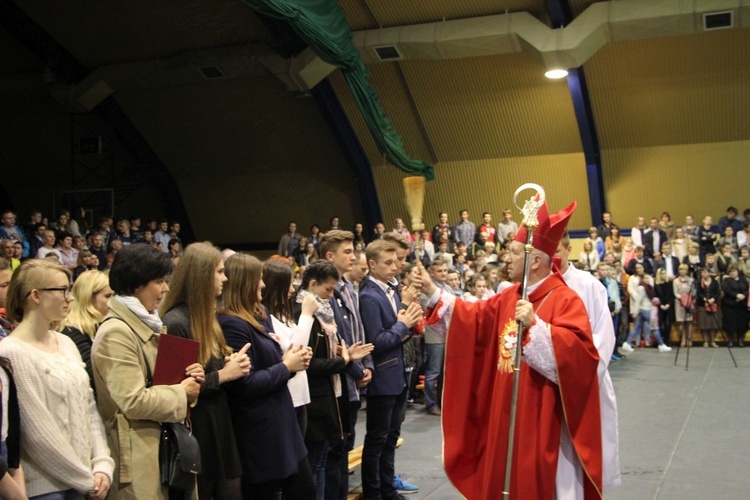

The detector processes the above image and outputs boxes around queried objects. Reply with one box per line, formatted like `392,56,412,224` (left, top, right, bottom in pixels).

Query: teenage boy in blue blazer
359,239,423,500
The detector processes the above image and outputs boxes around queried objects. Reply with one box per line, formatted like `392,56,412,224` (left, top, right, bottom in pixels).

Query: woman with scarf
92,244,204,499
294,260,373,500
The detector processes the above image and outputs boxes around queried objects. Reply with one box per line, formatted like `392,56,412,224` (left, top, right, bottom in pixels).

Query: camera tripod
674,279,737,370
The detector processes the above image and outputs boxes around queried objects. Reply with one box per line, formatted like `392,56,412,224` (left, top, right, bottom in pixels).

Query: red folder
153,334,201,386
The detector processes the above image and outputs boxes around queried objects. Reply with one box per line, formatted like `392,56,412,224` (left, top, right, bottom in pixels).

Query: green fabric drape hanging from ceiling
242,0,436,180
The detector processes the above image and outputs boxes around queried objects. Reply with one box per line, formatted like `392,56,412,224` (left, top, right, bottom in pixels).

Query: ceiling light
545,69,568,79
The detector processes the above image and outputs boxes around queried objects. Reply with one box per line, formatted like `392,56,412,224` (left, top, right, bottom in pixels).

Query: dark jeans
308,440,332,500
325,400,361,500
362,388,408,500
242,457,316,500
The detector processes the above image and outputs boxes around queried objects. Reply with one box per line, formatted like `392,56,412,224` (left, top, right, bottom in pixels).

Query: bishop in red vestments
420,201,603,499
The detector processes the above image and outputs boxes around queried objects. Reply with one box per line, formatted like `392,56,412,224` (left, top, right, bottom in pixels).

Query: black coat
294,305,348,443
219,312,307,483
721,276,749,309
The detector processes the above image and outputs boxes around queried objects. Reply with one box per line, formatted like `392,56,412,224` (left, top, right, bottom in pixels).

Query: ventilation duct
352,0,750,71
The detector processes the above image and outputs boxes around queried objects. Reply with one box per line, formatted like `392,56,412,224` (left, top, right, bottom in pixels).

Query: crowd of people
0,203,747,499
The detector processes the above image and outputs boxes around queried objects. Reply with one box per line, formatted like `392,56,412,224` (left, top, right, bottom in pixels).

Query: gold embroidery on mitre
497,318,518,373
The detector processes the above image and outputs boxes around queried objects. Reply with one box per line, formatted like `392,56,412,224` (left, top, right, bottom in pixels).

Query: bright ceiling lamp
545,69,568,79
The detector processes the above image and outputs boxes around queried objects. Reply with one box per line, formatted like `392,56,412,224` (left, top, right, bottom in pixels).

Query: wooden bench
347,438,404,500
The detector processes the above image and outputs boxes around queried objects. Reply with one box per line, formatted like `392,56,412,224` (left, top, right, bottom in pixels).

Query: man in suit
319,230,373,500
644,217,668,258
626,246,654,276
654,242,681,280
360,240,423,500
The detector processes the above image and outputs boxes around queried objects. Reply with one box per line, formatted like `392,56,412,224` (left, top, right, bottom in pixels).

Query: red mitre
514,200,576,258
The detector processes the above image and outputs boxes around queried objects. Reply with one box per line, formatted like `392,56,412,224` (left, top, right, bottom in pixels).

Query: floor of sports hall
349,346,750,499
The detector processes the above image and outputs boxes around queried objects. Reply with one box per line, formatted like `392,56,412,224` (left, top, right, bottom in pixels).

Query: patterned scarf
297,289,341,396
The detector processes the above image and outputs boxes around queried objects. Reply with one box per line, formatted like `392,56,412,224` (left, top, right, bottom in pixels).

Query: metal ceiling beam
0,0,196,241
545,0,605,226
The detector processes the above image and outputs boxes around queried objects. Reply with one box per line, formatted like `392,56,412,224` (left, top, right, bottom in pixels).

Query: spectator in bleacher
142,228,154,245
2,259,114,498
597,211,615,239
478,212,496,243
631,216,647,248
114,218,135,246
408,238,431,269
644,217,667,258
605,225,622,252
462,274,486,303
720,264,748,347
717,226,739,257
168,220,182,242
353,223,366,247
0,259,12,338
72,249,93,282
0,211,29,259
28,222,46,259
698,215,719,263
53,210,79,238
329,216,340,232
59,269,112,392
72,207,89,238
370,222,385,242
657,242,680,280
167,238,182,265
145,219,158,233
737,220,750,249
106,238,123,269
696,266,721,347
670,227,688,262
278,222,302,258
718,206,743,236
23,209,42,240
737,246,750,278
55,231,78,271
433,239,453,268
128,215,143,242
309,224,322,253
589,227,606,259
218,253,315,499
622,265,671,352
72,235,86,252
35,229,61,261
12,241,23,264
496,208,518,245
431,211,453,246
483,240,499,262
626,246,653,276
469,231,489,261
715,244,738,277
673,264,695,347
153,219,171,252
392,218,411,242
161,242,249,499
683,242,702,279
683,215,700,244
658,211,676,240
445,269,463,297
0,240,19,274
87,231,108,271
579,239,601,272
654,268,675,343
453,210,475,247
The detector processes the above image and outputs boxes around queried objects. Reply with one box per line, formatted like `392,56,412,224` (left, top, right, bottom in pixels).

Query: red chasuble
437,273,602,500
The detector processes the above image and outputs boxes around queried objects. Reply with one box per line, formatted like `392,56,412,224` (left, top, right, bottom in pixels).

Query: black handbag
104,317,203,490
160,420,202,490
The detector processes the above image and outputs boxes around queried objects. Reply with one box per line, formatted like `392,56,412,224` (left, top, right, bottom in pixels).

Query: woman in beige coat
92,244,204,499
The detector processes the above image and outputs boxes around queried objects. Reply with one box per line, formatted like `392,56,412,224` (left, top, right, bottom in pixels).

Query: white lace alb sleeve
522,316,558,384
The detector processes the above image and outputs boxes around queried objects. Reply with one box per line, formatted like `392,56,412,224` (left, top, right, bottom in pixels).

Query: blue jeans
307,440,331,500
424,343,445,411
627,309,651,344
362,389,408,500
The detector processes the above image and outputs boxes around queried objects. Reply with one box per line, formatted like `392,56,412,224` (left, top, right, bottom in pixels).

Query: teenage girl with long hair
160,242,250,499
